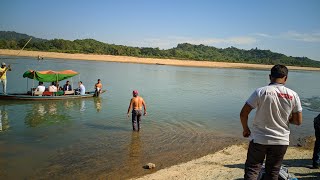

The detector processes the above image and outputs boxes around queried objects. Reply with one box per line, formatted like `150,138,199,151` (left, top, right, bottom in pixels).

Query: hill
0,31,45,42
0,31,320,68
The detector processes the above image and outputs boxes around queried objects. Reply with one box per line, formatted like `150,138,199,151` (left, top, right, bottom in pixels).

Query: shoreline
1,49,320,71
131,139,318,180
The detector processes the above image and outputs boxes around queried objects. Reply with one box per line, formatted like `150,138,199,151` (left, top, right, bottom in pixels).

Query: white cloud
283,31,320,42
253,31,320,43
253,33,272,38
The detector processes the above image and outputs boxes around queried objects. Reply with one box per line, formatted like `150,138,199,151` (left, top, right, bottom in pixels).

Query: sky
1,0,320,60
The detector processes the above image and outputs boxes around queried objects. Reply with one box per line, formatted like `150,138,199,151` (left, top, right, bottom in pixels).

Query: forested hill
1,31,320,67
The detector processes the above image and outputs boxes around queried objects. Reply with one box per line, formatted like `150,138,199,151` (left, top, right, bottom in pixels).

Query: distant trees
1,31,320,68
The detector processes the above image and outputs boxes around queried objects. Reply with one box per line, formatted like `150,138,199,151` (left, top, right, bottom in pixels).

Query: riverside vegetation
1,31,320,68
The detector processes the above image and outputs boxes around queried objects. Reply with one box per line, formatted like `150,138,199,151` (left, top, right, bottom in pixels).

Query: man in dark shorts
127,90,147,131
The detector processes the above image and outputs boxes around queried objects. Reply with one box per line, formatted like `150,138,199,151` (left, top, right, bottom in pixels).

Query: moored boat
0,69,104,101
0,92,95,101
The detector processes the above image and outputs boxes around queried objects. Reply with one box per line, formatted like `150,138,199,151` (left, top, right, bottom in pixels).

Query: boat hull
0,93,94,101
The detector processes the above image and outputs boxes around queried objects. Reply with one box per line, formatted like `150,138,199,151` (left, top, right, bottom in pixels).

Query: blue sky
1,0,320,60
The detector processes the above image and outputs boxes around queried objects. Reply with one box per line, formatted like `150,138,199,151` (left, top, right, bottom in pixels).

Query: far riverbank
1,49,320,71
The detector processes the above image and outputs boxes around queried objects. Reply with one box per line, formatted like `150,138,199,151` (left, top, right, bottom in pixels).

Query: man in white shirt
240,64,302,180
36,82,46,92
78,81,85,95
48,82,57,92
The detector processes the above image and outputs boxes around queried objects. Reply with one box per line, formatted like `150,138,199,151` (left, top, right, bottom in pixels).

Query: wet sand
1,49,320,71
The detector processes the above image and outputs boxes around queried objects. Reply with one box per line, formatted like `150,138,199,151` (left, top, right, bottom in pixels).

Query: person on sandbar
127,90,147,131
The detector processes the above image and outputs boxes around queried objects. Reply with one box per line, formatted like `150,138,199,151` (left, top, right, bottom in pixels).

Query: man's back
248,84,302,145
37,85,46,92
48,85,57,92
131,96,144,110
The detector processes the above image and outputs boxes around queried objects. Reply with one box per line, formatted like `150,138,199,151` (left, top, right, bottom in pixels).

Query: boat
0,69,102,101
0,92,95,100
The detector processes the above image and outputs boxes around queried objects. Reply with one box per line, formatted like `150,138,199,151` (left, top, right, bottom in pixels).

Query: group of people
35,80,77,94
34,79,103,96
35,80,94,96
127,64,319,179
1,61,319,178
0,61,104,97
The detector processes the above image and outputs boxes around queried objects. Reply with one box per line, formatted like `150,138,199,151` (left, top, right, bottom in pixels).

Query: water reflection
127,132,142,168
94,97,102,112
0,106,9,131
80,100,86,112
63,100,75,109
24,102,71,127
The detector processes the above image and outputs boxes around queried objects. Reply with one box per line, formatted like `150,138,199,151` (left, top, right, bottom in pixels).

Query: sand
1,49,320,71
131,142,319,180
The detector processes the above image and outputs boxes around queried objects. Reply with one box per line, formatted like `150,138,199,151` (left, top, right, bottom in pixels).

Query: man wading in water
127,90,147,131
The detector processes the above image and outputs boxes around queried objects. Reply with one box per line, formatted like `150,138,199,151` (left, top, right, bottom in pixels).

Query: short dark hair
270,64,288,78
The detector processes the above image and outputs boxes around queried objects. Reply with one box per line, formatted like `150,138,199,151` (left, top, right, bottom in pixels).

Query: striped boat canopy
23,70,79,82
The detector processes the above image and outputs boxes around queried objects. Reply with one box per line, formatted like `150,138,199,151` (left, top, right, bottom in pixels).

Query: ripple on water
25,123,243,179
302,96,320,112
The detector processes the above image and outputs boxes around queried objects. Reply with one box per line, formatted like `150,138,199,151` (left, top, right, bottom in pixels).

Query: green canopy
23,70,79,82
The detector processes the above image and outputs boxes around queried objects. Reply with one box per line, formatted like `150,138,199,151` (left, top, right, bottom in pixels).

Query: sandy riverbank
132,137,319,180
1,49,320,71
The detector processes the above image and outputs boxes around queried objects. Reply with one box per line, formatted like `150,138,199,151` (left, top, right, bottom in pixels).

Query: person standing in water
127,90,147,131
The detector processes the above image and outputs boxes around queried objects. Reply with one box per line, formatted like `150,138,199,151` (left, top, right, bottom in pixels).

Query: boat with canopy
23,69,79,82
0,69,98,100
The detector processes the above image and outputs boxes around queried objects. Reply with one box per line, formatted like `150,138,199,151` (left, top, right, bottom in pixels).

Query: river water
0,57,319,179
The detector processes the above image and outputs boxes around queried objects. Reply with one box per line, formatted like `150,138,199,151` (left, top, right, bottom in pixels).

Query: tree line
1,31,320,68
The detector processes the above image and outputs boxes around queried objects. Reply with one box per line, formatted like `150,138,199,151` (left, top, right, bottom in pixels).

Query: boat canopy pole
32,71,35,96
26,78,29,93
71,77,74,95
